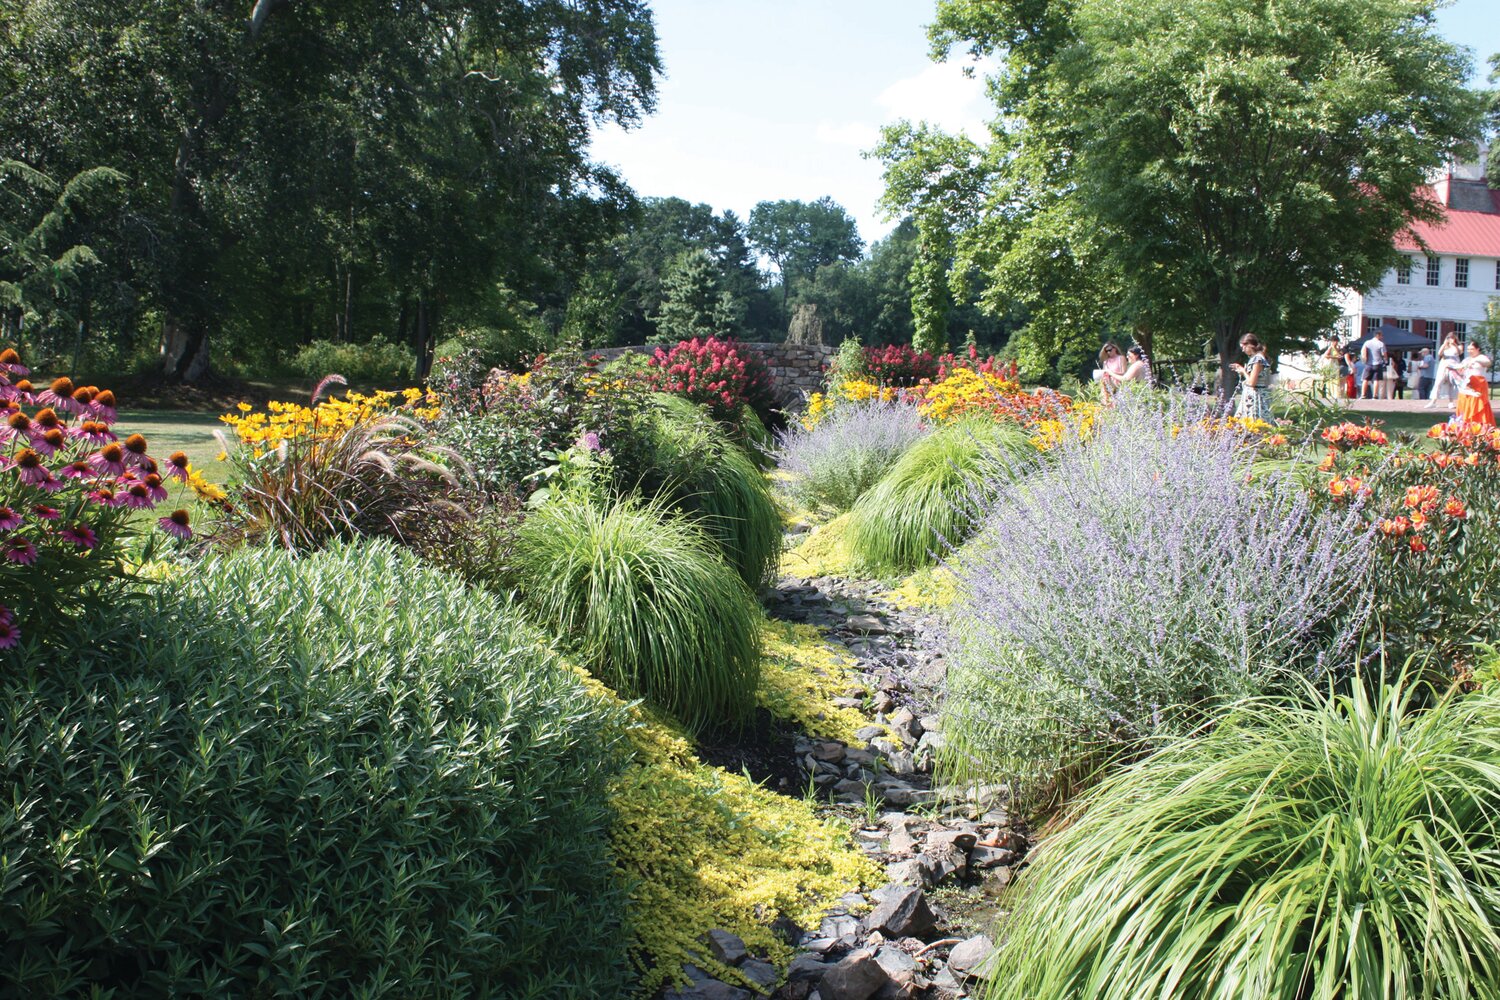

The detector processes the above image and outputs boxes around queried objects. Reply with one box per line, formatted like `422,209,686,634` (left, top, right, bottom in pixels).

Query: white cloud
816,121,883,151
876,59,993,141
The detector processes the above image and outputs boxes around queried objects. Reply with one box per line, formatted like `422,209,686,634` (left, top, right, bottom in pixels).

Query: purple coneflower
59,524,97,549
30,505,59,521
88,486,121,507
122,433,150,468
89,389,117,424
36,473,65,493
0,348,27,376
0,614,18,650
13,448,47,486
0,507,20,531
72,420,114,446
122,482,153,510
142,473,169,503
36,378,76,411
32,428,66,456
91,442,127,477
59,459,93,480
158,509,193,540
4,536,37,566
164,451,192,481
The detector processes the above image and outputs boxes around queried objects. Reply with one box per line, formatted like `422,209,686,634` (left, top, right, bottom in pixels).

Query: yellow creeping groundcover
571,619,882,997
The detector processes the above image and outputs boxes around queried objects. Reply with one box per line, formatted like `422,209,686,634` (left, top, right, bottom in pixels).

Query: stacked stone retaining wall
590,342,837,410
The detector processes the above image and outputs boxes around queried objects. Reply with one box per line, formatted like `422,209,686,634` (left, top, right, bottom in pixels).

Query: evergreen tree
654,250,743,341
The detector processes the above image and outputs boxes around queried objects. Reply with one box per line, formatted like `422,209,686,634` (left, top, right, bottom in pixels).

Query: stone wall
590,342,837,410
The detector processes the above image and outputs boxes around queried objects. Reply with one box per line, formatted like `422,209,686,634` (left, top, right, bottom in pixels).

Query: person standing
1361,330,1388,399
1231,334,1273,422
1415,348,1434,400
1455,342,1496,427
1386,353,1404,399
1428,331,1463,409
1343,343,1360,399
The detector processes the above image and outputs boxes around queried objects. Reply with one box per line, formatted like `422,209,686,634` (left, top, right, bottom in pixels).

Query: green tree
653,249,743,342
888,0,1484,389
747,197,863,317
0,0,661,380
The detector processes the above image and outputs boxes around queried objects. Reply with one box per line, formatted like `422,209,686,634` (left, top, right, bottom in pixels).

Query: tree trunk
162,317,212,382
1216,324,1242,407
415,296,434,381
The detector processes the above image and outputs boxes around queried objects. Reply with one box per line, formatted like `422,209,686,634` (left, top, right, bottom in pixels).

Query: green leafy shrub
512,493,761,734
621,394,782,590
846,420,1028,575
290,334,414,385
983,679,1500,999
0,541,631,998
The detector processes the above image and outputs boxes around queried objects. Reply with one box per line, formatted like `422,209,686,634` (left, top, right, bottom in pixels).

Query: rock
771,980,815,1000
854,725,885,742
925,829,978,854
970,845,1018,869
886,821,919,856
864,886,937,939
884,859,925,886
812,742,847,763
665,980,753,1000
833,697,865,710
742,959,780,991
878,782,934,808
846,614,889,634
787,954,833,982
885,751,916,776
819,914,862,947
706,930,751,966
928,966,962,992
917,715,942,735
818,950,890,1000
947,935,995,980
802,937,840,955
872,946,917,987
870,737,903,756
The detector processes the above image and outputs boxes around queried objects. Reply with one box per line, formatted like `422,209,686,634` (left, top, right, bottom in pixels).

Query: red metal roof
1395,185,1500,257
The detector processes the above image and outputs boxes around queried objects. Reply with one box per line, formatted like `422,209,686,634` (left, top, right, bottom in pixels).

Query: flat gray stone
706,929,750,966
818,949,890,1000
741,958,780,991
947,935,995,980
864,886,937,939
665,980,753,1000
873,945,917,985
787,954,833,982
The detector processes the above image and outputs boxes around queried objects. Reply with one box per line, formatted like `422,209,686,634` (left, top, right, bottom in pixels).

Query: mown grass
117,409,230,483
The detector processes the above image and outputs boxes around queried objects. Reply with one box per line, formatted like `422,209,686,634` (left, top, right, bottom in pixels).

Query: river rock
864,886,937,939
706,930,750,966
818,949,890,1000
947,935,995,980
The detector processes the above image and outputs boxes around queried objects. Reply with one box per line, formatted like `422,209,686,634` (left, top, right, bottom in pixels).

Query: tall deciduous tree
0,0,660,380
886,0,1485,389
747,197,863,316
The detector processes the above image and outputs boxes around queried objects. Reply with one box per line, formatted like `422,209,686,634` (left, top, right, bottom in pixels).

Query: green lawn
118,409,232,483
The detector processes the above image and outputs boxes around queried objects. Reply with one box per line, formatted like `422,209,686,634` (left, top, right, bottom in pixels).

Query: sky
589,0,1500,249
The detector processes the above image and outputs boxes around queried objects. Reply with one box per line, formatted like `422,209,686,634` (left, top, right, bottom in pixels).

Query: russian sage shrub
775,399,929,513
0,541,632,998
944,396,1373,797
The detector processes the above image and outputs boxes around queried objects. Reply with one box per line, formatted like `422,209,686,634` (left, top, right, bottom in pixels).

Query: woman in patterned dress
1231,334,1272,422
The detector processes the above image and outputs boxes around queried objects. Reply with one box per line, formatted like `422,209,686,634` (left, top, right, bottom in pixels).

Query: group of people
1097,342,1152,404
1322,330,1494,425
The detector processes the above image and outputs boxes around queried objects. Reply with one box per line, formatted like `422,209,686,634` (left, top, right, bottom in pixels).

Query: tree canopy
0,0,661,380
883,0,1487,386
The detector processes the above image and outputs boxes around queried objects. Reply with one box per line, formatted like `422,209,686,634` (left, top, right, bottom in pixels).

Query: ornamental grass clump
774,397,928,513
624,393,782,589
944,395,1374,798
846,419,1030,576
982,679,1500,999
512,493,761,733
219,376,462,551
0,541,632,998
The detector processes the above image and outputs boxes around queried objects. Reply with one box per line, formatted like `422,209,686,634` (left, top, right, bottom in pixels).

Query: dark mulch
695,708,808,797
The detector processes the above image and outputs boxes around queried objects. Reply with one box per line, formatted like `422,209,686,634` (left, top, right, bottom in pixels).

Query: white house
1334,145,1500,347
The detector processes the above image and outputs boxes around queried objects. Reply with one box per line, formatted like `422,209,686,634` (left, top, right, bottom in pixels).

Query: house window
1456,322,1469,341
1427,256,1441,286
1395,319,1411,332
1456,258,1470,288
1495,261,1500,291
1427,319,1441,345
1396,258,1411,284
1366,317,1381,335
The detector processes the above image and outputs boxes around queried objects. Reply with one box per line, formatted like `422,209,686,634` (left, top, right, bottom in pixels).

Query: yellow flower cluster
911,368,1022,424
1030,402,1102,452
801,380,899,429
1172,415,1273,439
220,388,439,451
